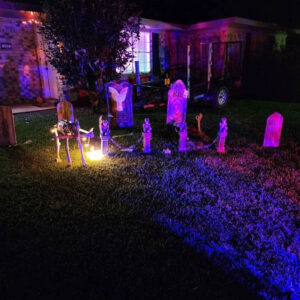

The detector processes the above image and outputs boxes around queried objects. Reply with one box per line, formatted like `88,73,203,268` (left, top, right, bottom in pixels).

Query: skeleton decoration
196,113,203,135
106,81,134,128
143,118,152,153
175,122,188,152
99,115,110,155
52,101,93,167
217,118,228,154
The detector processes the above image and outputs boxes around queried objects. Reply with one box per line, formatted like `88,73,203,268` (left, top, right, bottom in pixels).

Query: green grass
0,99,299,299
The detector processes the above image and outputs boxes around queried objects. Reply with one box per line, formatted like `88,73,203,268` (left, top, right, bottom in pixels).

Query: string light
22,11,41,26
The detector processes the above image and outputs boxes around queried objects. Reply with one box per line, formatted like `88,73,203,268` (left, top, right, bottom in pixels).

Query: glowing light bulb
86,149,104,161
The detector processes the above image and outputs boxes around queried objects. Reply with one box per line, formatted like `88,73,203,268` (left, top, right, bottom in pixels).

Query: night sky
7,0,300,27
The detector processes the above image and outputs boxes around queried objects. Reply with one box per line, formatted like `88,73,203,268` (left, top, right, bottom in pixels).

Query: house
0,0,299,105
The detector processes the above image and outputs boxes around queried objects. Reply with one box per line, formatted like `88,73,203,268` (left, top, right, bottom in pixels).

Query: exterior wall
36,30,60,99
159,30,186,67
0,3,61,105
182,22,289,83
0,15,41,105
0,2,298,105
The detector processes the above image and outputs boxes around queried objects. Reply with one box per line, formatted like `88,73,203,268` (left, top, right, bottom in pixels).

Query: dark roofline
1,1,299,32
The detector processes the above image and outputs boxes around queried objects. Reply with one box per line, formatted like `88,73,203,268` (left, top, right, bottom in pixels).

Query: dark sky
140,0,300,27
7,0,300,27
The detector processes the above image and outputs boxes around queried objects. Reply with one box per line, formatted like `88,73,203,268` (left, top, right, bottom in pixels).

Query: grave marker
106,81,134,128
167,80,188,125
263,112,283,147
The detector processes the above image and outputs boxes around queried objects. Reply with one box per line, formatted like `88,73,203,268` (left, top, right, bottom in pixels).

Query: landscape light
86,149,104,161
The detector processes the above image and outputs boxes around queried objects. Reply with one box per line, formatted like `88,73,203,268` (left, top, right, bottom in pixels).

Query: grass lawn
0,99,300,299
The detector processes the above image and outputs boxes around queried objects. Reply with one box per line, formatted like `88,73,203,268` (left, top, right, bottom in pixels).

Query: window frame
122,30,152,75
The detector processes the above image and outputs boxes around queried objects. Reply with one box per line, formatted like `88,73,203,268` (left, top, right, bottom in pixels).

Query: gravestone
0,106,17,146
175,122,187,152
106,81,134,128
167,80,188,125
263,112,283,147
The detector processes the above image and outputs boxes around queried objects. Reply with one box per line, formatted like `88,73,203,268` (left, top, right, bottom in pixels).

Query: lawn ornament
263,112,283,147
106,81,134,128
143,118,152,153
167,80,188,125
196,113,203,135
0,106,17,146
52,101,94,167
217,117,228,154
175,122,188,152
99,115,110,155
163,148,172,155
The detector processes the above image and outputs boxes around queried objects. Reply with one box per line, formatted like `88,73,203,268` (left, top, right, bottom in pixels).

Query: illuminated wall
0,1,297,105
0,15,41,105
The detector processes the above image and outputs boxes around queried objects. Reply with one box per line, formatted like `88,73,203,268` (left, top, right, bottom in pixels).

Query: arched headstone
167,80,188,125
263,112,283,147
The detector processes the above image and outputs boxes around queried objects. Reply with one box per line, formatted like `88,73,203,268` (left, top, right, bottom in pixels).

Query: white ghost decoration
109,87,128,112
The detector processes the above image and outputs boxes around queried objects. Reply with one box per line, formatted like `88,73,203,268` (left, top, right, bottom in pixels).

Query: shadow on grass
0,149,264,299
0,197,263,300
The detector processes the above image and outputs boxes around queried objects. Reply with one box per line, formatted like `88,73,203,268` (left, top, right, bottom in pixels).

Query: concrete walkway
12,104,55,114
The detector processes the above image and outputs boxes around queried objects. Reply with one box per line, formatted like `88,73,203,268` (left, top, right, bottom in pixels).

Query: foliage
1,100,300,298
40,0,141,90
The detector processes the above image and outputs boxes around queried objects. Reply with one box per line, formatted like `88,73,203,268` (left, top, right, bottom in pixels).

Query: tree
40,0,141,97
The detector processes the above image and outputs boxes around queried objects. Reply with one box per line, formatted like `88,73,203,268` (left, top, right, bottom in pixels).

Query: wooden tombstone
0,106,17,146
106,81,134,128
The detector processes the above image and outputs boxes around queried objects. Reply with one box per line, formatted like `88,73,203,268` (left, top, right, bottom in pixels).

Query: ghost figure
217,118,228,154
143,118,152,133
109,86,128,112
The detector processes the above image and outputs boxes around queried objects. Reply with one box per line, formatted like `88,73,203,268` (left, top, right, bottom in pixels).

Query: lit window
122,31,151,74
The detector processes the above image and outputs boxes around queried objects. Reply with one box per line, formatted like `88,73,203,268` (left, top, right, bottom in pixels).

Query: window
122,31,151,74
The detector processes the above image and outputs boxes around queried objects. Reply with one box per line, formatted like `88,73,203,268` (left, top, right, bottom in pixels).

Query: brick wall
0,17,41,105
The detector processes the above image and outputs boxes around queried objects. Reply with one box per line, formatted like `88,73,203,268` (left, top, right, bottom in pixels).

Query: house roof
0,1,299,33
187,17,280,31
141,18,185,31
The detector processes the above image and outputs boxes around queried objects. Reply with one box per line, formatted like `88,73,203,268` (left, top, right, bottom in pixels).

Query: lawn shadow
0,189,264,300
